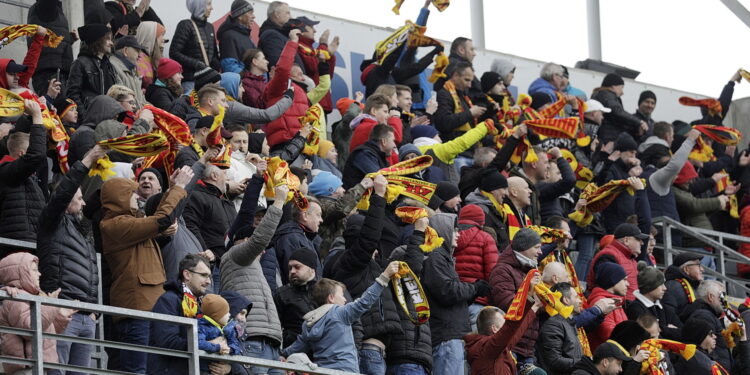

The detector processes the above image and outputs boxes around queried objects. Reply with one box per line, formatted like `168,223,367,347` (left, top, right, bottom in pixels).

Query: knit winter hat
511,228,541,252
308,171,342,197
201,294,230,323
530,92,553,111
52,97,77,118
194,67,222,91
138,168,164,189
595,261,627,290
614,133,638,152
639,90,657,105
601,73,625,87
610,321,650,351
674,161,698,185
435,181,460,202
480,71,502,93
398,143,422,161
410,125,439,140
637,261,665,294
682,318,714,346
230,0,254,18
458,204,485,226
157,58,182,81
317,140,335,158
289,249,318,270
479,169,508,192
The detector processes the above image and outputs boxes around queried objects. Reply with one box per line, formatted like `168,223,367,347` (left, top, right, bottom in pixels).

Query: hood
94,119,127,141
638,135,670,153
342,214,366,249
136,21,158,54
84,95,126,126
101,178,138,218
0,59,11,88
221,72,241,100
571,356,599,374
220,290,253,317
429,213,457,252
465,190,492,208
528,77,557,95
302,304,336,339
463,333,492,363
186,0,208,20
491,59,516,80
0,252,40,294
218,17,250,39
350,113,376,130
413,137,439,148
456,226,484,256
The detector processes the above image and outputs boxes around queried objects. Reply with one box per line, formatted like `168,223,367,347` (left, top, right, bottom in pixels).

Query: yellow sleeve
307,74,331,105
420,122,489,164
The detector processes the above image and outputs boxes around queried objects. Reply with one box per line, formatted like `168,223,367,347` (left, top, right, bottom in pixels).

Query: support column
65,0,84,57
469,0,485,49
586,0,602,60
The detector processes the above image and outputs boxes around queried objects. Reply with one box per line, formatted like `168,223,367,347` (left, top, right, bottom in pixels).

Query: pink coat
0,253,70,374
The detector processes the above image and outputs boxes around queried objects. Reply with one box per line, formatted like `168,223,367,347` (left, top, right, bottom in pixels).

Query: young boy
198,294,242,372
280,261,401,372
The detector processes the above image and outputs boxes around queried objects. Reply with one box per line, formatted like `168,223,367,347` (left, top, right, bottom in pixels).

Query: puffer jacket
100,179,186,313
592,88,643,143
241,71,266,108
489,244,539,358
218,17,255,74
182,182,237,259
538,314,583,375
329,194,403,342
169,17,220,81
454,206,498,306
464,190,509,247
67,49,117,117
662,265,700,326
220,204,284,345
0,123,46,246
385,231,433,372
586,240,638,300
422,213,476,346
587,287,628,350
262,40,310,147
0,252,71,375
258,19,304,69
37,161,98,303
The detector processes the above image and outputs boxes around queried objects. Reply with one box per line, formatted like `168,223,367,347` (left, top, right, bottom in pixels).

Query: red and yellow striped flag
0,24,63,49
568,179,645,227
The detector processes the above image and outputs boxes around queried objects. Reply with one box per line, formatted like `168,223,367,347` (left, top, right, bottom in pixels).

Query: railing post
719,249,726,279
30,300,44,375
187,319,200,375
664,222,673,265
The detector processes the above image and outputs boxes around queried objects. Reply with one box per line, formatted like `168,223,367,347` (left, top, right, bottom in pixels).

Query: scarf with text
392,261,430,325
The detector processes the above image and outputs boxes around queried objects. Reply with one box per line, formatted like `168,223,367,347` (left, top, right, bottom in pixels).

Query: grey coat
220,204,283,345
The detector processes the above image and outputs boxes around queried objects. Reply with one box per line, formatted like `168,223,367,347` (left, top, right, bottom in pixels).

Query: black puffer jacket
385,231,433,372
37,161,98,303
217,17,256,63
182,182,237,259
27,0,73,83
67,49,117,118
258,19,304,70
0,123,47,248
538,314,583,375
329,194,403,342
169,17,220,81
145,83,177,110
662,265,700,326
592,88,643,143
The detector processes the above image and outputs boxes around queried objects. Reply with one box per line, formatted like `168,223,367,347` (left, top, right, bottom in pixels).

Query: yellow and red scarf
639,339,695,375
142,105,193,178
263,156,308,210
356,155,434,210
395,206,443,253
182,284,200,318
92,133,169,180
680,97,723,118
392,261,430,325
678,278,696,303
568,179,645,227
443,80,475,132
0,88,24,117
0,24,64,49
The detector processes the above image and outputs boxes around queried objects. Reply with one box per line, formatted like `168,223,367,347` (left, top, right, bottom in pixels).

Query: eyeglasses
187,269,211,278
684,263,704,270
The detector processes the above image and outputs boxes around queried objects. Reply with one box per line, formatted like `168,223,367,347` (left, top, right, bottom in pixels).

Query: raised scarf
394,206,443,253
392,261,430,325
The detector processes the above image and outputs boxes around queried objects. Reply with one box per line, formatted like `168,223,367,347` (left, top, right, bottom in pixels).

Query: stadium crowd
2,0,750,374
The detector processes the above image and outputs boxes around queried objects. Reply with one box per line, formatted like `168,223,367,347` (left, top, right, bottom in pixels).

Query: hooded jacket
0,122,47,245
169,14,220,80
422,213,476,346
100,178,186,313
0,34,44,89
0,253,71,375
464,190,509,247
454,206,498,306
37,161,99,303
489,244,539,358
218,16,256,74
67,47,117,117
68,95,126,164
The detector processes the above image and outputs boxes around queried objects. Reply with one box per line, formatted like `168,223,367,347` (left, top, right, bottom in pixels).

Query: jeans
117,318,150,374
242,339,283,375
432,339,464,375
453,156,473,175
210,264,221,294
359,346,386,375
386,363,428,375
468,303,484,332
574,233,596,283
51,313,96,375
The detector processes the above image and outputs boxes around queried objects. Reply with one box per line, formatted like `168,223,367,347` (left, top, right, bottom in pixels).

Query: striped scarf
395,206,443,253
0,24,64,49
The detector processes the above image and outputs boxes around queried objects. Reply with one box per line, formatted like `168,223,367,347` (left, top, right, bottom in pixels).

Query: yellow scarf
392,262,430,325
356,155,434,210
263,156,308,210
394,206,443,253
0,24,64,49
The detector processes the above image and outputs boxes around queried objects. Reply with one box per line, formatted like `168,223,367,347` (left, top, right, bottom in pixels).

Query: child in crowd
198,294,243,373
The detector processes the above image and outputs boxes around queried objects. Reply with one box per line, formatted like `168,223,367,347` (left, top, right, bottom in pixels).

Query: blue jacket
148,281,192,375
197,318,242,371
271,221,322,285
528,77,558,103
281,278,387,372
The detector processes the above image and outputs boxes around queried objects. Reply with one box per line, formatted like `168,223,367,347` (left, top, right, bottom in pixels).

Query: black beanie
602,73,624,87
639,144,671,167
435,181,460,201
530,92,553,111
682,318,714,346
233,224,255,242
615,133,638,152
138,168,164,189
595,261,627,290
230,0,254,18
481,71,502,93
194,67,222,91
78,24,110,45
638,90,656,105
610,321,650,351
289,249,318,270
479,169,508,192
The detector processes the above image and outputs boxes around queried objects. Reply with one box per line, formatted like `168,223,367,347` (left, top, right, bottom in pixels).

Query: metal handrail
0,290,360,375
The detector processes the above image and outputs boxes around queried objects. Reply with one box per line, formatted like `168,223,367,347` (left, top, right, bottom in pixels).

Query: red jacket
262,40,310,147
297,36,335,112
587,287,628,350
0,34,44,89
349,114,402,165
241,71,267,109
464,300,537,375
586,240,639,300
739,205,750,277
455,209,498,305
489,244,539,358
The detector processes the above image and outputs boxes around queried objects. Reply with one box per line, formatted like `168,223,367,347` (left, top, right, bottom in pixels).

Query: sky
282,0,750,98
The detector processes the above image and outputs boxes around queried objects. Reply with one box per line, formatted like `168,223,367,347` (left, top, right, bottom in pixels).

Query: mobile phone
55,68,60,82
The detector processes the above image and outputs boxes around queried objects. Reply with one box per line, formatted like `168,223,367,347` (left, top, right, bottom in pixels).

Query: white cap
584,99,611,113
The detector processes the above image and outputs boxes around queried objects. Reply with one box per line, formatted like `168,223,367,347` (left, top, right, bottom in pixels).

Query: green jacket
673,186,722,248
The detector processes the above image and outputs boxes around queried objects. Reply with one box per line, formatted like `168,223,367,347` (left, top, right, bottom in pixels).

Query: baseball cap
114,35,145,51
595,341,631,362
584,99,611,113
296,16,320,27
614,223,649,240
5,60,28,74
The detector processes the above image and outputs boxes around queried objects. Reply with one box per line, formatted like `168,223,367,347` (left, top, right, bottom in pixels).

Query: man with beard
273,249,319,347
135,168,163,212
37,145,106,373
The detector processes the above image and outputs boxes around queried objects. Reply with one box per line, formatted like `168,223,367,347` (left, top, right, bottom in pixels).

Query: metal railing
0,290,359,375
653,216,750,296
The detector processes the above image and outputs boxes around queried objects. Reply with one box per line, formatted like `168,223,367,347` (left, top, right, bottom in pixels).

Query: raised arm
224,185,286,267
